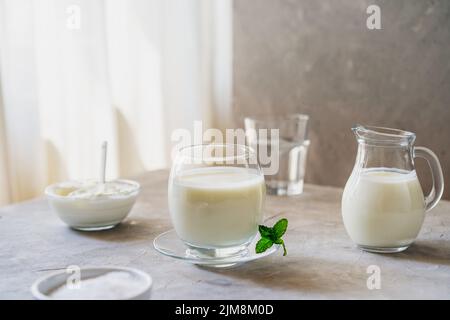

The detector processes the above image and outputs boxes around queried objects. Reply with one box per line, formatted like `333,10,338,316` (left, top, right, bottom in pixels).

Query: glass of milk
342,125,444,253
168,144,265,258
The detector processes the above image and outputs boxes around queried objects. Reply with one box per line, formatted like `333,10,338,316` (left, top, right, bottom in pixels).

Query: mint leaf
272,218,288,239
255,237,273,253
258,225,272,238
256,218,288,256
274,238,287,256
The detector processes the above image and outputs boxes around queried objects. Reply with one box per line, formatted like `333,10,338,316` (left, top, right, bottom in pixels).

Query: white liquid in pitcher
342,168,425,248
169,167,265,248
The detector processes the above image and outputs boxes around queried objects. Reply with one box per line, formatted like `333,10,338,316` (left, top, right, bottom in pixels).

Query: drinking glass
168,144,265,258
245,114,310,196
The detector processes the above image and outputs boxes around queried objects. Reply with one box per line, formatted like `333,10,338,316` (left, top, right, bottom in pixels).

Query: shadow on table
69,217,167,243
198,256,366,294
388,239,450,266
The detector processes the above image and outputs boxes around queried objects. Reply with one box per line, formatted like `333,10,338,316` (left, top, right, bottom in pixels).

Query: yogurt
46,180,140,231
61,180,139,199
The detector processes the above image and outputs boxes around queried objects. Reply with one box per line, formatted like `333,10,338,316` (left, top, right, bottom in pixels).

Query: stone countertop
0,170,449,299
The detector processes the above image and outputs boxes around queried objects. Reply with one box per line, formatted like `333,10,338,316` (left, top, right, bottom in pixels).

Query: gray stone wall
233,0,450,199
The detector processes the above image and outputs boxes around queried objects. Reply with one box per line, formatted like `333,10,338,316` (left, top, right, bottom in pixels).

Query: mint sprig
255,218,288,256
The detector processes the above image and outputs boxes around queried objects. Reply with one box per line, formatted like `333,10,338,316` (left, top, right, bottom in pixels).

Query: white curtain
0,0,232,205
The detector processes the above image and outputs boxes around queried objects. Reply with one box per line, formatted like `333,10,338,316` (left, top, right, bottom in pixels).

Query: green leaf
275,239,288,256
258,225,273,238
255,237,273,254
272,218,288,239
256,217,289,256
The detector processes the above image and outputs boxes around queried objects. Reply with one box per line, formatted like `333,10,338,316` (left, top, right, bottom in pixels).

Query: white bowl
31,266,152,300
45,180,140,231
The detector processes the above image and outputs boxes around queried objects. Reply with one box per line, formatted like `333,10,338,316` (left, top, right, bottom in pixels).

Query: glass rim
177,143,255,162
244,113,309,124
352,124,416,145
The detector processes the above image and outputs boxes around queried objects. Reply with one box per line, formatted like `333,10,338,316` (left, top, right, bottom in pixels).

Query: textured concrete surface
233,0,450,199
0,170,449,299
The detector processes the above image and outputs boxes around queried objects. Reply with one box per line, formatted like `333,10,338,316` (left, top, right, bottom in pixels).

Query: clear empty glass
245,114,310,196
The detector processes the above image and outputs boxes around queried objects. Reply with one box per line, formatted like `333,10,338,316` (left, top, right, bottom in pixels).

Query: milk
169,167,265,248
342,168,425,248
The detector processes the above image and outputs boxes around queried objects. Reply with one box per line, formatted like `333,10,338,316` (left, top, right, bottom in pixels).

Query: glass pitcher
342,125,444,253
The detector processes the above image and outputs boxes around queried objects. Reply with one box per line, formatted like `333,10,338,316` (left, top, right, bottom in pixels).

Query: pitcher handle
414,147,444,212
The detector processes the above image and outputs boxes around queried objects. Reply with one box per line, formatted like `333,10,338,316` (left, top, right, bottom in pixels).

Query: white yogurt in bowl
46,179,140,231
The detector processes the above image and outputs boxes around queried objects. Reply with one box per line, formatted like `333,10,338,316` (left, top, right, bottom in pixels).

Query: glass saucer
153,230,280,268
